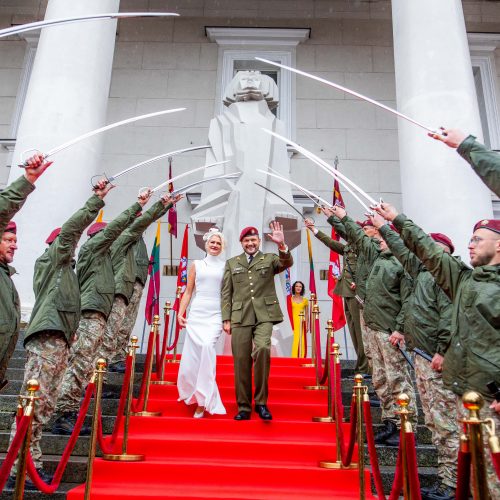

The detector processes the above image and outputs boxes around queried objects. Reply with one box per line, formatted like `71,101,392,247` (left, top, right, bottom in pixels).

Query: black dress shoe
374,420,397,444
108,361,126,373
369,398,381,407
424,483,455,500
255,404,272,420
234,410,251,420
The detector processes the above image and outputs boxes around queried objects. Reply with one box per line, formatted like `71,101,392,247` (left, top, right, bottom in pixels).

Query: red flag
285,268,294,330
167,160,178,238
328,167,347,331
144,221,161,325
172,224,189,312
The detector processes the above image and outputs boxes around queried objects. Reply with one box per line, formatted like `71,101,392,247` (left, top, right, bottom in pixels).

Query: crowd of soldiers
0,154,181,487
308,129,500,500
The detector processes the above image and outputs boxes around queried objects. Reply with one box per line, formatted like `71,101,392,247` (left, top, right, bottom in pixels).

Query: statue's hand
267,220,285,246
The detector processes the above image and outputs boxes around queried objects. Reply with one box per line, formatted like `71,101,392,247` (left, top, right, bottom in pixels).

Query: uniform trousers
344,296,369,374
55,311,107,414
359,311,373,370
99,295,128,364
414,355,459,488
231,321,272,413
10,331,69,472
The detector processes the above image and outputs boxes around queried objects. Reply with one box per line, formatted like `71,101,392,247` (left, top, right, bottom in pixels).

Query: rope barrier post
301,293,316,367
313,321,334,422
84,359,106,500
356,374,366,500
396,393,412,500
103,337,145,462
484,417,499,477
167,287,182,364
152,301,175,385
131,315,161,417
14,379,39,500
461,391,489,500
304,302,326,390
298,309,305,359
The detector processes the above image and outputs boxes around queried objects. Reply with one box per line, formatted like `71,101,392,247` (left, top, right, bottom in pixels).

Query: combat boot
423,483,455,500
384,426,400,447
6,468,53,490
374,420,397,444
108,361,126,373
52,412,91,436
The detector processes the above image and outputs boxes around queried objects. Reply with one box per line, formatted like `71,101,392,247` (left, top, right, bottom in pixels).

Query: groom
221,221,293,420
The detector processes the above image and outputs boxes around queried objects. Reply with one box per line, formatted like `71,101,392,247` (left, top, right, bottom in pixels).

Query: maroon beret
429,232,455,253
46,228,61,245
4,221,16,234
473,219,500,234
360,220,374,228
87,222,107,237
388,223,400,234
239,226,259,241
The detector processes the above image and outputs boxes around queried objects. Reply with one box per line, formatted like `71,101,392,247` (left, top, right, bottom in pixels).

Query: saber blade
0,12,179,39
256,57,437,134
254,182,306,220
174,173,241,195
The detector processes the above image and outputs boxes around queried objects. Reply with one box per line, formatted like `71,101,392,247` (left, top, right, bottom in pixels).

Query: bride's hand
178,314,187,327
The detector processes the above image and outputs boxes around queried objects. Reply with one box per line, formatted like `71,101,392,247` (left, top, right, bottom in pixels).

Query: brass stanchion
152,301,175,385
298,309,305,359
356,374,367,500
319,372,358,470
84,359,106,500
14,379,39,500
130,315,161,417
304,302,326,390
302,293,316,367
103,337,145,462
461,391,489,500
396,393,413,500
313,322,335,422
166,287,182,364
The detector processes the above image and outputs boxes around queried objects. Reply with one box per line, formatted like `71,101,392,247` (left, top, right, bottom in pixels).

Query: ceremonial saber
149,160,229,194
0,12,179,39
256,57,437,134
172,173,241,195
397,345,415,370
263,128,375,209
254,182,308,221
413,347,433,363
18,107,185,167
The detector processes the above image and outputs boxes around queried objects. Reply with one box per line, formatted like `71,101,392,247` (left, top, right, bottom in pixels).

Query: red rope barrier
166,322,181,352
491,450,500,481
405,432,422,500
25,382,95,494
338,394,357,466
154,329,161,375
388,441,403,500
157,310,171,376
0,415,30,490
455,448,471,500
131,328,155,413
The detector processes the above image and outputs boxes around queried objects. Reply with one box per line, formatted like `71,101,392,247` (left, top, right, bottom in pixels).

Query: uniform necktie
248,254,253,265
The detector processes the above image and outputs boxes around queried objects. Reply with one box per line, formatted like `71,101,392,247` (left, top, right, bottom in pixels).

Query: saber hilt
91,173,113,190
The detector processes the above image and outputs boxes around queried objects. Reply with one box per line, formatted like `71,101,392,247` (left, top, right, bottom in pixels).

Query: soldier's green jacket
393,213,500,399
111,201,172,303
457,135,500,197
25,194,105,346
378,224,452,356
314,229,357,298
327,215,373,301
221,249,293,326
342,216,412,333
77,202,141,318
134,238,149,286
0,176,35,353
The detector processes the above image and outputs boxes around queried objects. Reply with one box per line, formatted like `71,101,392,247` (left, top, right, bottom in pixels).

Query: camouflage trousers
110,281,144,364
345,297,369,374
457,397,500,499
99,295,128,364
9,331,69,472
359,311,372,371
414,355,459,488
55,311,106,414
367,326,418,426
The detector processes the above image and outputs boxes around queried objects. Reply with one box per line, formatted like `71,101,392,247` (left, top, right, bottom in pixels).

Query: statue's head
223,70,279,110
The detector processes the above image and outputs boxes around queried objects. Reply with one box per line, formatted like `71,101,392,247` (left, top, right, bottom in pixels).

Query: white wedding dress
177,255,226,415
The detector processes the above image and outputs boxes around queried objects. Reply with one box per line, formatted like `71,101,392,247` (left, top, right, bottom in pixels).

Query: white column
8,0,120,312
392,0,493,259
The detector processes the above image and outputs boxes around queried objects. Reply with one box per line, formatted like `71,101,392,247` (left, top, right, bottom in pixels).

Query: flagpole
169,156,174,271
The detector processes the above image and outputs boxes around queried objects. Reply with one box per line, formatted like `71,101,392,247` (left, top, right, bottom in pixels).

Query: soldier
370,213,458,500
429,128,500,197
374,202,500,498
222,222,293,420
6,179,111,488
99,192,182,369
304,217,369,375
330,204,417,445
0,153,52,389
51,189,153,434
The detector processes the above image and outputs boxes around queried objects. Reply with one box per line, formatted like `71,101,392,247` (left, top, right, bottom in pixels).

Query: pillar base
102,453,145,462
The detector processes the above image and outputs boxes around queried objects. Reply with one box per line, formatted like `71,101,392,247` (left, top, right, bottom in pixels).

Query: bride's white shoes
194,407,205,419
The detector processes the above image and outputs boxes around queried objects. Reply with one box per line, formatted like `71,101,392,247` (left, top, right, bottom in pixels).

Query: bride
176,228,227,418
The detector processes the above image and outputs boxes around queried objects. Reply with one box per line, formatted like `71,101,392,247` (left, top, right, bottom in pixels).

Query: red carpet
67,355,374,499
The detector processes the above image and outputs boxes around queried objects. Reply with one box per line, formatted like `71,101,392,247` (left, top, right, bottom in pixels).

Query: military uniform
54,201,141,415
221,248,293,413
378,225,459,489
394,214,500,498
0,176,35,383
99,200,172,363
457,135,500,197
314,228,369,373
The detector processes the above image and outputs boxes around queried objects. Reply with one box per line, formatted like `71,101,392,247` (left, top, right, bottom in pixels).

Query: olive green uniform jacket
221,249,293,326
394,214,500,400
77,202,141,318
24,194,105,346
111,201,172,303
342,216,412,333
457,135,500,197
378,224,452,356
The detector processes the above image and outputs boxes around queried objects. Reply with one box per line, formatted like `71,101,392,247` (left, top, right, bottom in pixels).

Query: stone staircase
0,343,437,499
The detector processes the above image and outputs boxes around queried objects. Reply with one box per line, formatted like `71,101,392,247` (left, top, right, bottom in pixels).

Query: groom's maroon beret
239,226,259,241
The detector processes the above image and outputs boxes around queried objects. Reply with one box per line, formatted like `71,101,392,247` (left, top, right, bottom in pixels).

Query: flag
172,224,189,312
328,165,347,331
95,209,104,223
285,268,294,330
144,221,161,325
167,159,178,238
306,229,317,296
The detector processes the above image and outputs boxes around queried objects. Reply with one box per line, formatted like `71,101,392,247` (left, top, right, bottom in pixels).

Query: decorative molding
0,139,16,152
468,33,500,52
206,27,310,46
